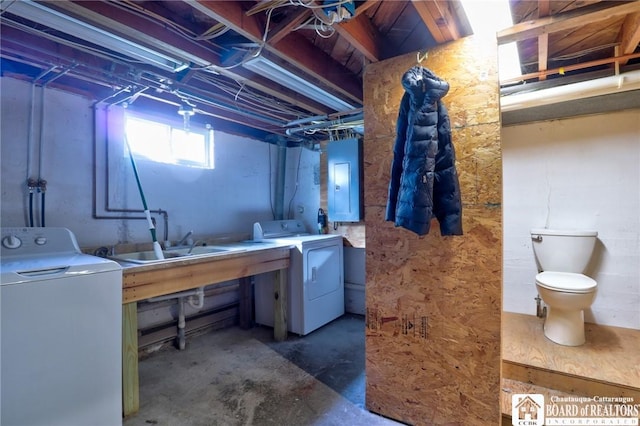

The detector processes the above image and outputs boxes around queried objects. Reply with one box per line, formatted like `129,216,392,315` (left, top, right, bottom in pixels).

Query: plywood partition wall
364,35,502,425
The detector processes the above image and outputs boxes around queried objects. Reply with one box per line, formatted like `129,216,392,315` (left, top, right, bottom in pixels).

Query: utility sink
109,245,242,264
166,246,232,256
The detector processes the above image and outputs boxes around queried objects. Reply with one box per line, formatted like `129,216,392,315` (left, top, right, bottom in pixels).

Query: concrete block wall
502,109,640,330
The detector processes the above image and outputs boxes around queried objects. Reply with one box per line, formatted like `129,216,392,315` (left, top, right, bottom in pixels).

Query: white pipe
500,70,640,112
146,286,204,351
177,297,186,350
146,287,203,303
186,287,204,309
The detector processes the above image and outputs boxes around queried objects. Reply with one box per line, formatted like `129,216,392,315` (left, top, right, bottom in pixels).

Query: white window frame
124,112,214,169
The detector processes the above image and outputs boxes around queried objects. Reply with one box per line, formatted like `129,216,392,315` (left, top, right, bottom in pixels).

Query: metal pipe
535,294,547,318
285,112,364,136
285,114,327,127
90,104,169,241
177,297,186,350
274,138,287,220
146,286,205,351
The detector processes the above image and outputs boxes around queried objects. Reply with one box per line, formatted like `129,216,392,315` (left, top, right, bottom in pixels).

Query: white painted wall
284,146,321,232
0,77,320,248
502,109,640,329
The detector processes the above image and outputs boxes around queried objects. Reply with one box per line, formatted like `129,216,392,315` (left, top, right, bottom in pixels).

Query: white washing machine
1,227,122,426
253,220,344,335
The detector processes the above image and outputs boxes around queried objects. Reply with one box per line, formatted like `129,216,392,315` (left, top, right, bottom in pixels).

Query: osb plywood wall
364,35,502,425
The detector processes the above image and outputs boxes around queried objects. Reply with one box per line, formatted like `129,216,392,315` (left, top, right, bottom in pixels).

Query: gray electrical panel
327,138,362,222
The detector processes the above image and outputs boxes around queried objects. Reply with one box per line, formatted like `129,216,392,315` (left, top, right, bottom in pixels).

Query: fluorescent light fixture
460,0,522,83
243,55,356,112
2,0,189,72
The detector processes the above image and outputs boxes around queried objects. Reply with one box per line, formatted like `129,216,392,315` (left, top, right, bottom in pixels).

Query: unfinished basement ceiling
1,1,639,143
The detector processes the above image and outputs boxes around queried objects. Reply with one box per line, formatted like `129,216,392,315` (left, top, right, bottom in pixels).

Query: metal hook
417,50,428,63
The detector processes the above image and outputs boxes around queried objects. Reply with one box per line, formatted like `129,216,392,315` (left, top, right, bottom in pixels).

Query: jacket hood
401,66,449,101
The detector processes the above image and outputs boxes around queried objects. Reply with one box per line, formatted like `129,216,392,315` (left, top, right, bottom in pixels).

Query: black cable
29,191,34,227
41,191,45,227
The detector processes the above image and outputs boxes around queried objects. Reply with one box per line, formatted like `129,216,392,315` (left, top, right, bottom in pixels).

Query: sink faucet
187,240,205,254
176,230,193,247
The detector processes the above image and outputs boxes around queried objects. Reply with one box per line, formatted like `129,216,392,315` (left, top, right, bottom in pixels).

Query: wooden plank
123,248,290,285
619,12,640,65
411,0,447,43
189,0,363,103
501,51,640,84
364,35,502,425
503,361,640,401
538,1,550,81
336,15,383,62
122,302,139,418
238,277,252,329
273,269,288,342
120,248,292,417
411,0,460,42
123,258,289,303
267,9,313,45
497,2,640,45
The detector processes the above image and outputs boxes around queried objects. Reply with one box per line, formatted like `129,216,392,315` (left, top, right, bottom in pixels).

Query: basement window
124,114,214,169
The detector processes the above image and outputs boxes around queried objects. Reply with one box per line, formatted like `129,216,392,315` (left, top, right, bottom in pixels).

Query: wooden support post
273,268,287,341
122,302,139,417
238,276,252,329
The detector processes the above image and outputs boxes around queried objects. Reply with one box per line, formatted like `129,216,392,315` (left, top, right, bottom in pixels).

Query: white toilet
530,228,598,346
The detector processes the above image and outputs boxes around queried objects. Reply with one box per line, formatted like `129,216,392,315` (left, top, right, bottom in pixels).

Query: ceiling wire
2,0,355,139
0,19,153,67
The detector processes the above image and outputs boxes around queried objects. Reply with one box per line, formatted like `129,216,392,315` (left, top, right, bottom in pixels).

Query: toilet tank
530,228,597,273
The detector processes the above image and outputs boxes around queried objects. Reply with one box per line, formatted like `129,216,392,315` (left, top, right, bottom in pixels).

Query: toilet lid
535,271,597,293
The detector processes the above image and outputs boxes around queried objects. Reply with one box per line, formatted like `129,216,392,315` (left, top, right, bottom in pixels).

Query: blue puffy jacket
385,66,463,236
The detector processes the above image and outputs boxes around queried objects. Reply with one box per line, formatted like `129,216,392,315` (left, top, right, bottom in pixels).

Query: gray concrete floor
124,314,403,426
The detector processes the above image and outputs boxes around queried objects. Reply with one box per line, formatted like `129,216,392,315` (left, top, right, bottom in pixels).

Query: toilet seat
535,271,597,294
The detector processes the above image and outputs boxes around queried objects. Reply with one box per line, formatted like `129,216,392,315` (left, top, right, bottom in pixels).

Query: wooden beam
267,8,313,44
335,14,383,62
354,0,379,18
497,1,640,45
419,0,460,41
500,52,640,84
122,302,139,417
50,1,214,67
618,12,640,65
412,0,447,43
537,0,551,81
50,2,328,114
188,0,363,103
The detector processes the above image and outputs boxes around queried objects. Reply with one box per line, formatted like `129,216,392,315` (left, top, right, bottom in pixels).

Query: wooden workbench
120,245,291,417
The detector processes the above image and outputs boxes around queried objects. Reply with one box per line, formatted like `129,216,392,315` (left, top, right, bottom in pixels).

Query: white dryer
253,220,344,335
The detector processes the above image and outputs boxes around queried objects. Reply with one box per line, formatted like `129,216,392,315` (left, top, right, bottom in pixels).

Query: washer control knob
2,235,22,249
34,236,47,245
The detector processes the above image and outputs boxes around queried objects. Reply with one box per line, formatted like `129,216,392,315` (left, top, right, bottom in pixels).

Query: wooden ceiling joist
411,0,449,43
266,9,313,45
497,1,640,45
618,12,640,65
537,0,551,81
336,15,384,62
187,0,363,103
501,51,640,84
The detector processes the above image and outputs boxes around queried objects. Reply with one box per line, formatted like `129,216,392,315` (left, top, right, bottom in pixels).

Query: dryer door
305,244,341,300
